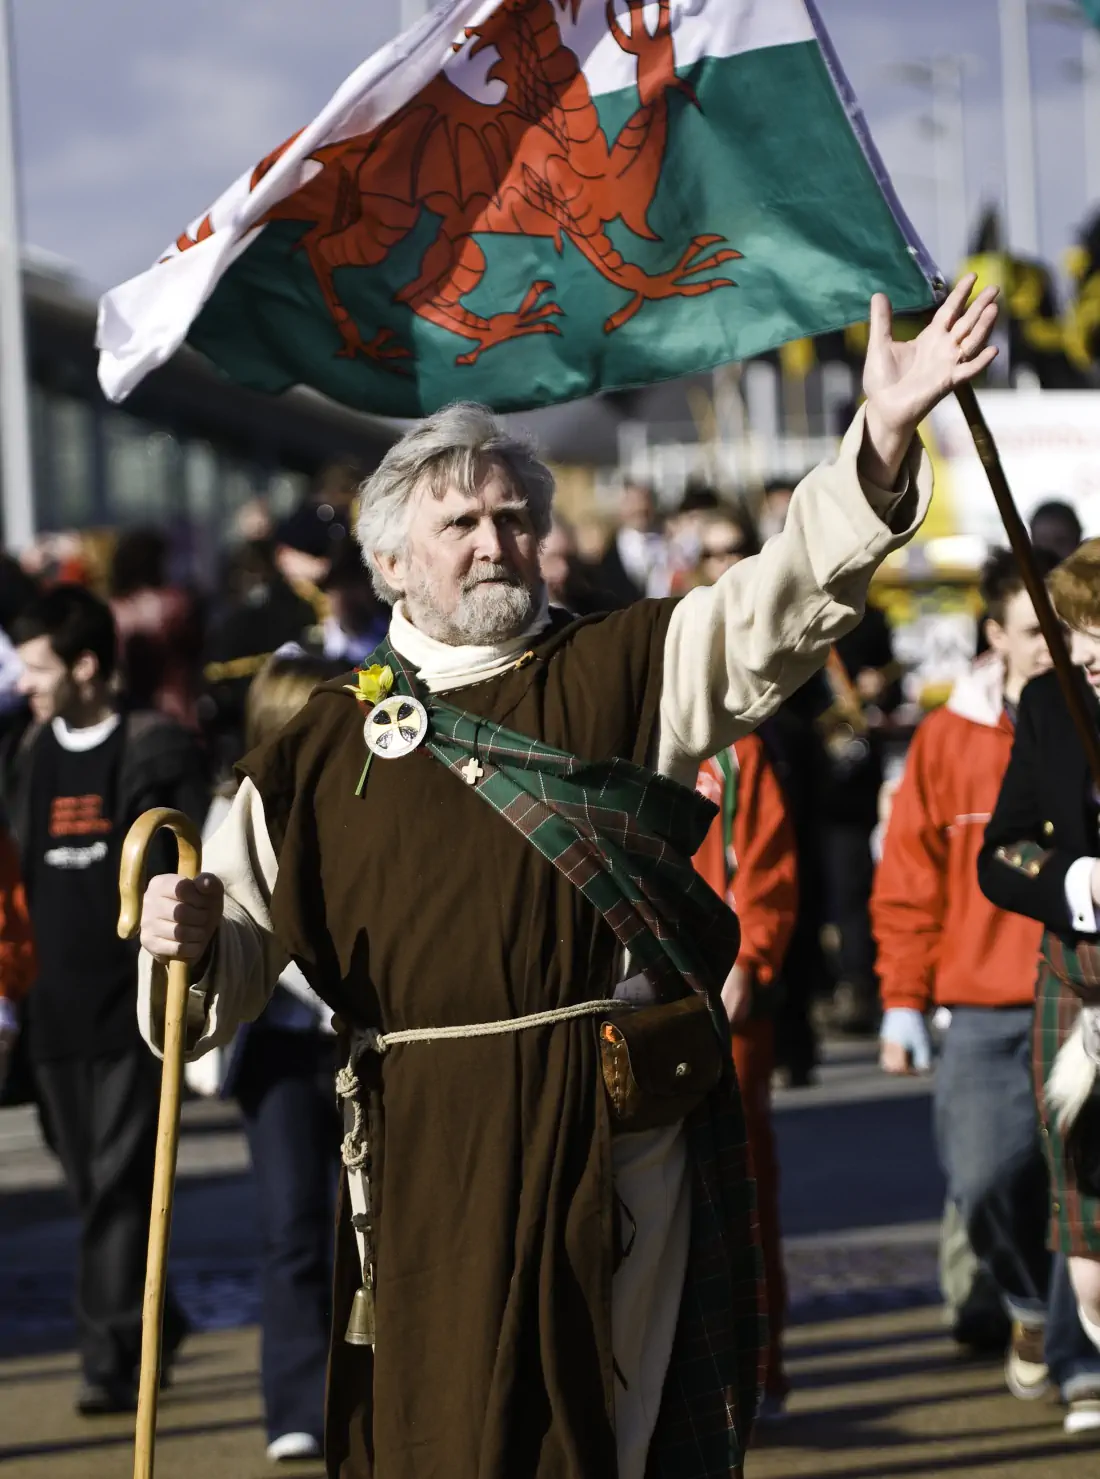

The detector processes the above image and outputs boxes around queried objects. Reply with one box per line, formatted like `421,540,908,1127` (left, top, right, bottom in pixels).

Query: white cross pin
461,757,485,786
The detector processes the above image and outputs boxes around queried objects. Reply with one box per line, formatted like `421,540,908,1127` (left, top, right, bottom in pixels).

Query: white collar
388,592,551,693
51,712,122,752
945,654,1007,730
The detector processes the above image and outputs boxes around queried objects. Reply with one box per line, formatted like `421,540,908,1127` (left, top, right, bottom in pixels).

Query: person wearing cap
135,283,997,1479
201,497,353,775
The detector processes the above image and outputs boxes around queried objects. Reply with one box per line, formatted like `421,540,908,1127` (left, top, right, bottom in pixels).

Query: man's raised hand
140,872,224,964
859,272,1000,489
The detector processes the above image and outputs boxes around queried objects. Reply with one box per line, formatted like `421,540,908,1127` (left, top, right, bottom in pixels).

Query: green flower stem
355,750,374,797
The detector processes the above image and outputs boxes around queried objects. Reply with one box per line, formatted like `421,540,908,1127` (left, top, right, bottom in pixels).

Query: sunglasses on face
702,544,749,560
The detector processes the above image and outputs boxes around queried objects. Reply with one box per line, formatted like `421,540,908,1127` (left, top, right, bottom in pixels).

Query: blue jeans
934,1007,1049,1320
1047,1254,1100,1396
934,1006,1100,1389
235,1028,342,1443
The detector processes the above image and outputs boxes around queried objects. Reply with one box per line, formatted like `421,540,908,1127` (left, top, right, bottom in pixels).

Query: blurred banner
928,390,1100,546
97,0,937,417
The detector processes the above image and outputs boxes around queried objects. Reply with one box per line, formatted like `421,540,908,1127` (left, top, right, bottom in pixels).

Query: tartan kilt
1033,958,1100,1256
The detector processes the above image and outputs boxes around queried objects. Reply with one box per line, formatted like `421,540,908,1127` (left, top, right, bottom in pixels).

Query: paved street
0,1040,1095,1477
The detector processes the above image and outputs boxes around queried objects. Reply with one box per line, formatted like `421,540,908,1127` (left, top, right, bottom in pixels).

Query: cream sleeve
137,778,288,1060
656,404,931,786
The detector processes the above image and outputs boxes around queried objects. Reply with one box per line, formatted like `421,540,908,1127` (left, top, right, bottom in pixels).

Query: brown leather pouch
599,995,725,1134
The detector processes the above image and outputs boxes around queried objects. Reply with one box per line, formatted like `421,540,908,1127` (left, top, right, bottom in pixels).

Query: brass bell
345,1281,376,1347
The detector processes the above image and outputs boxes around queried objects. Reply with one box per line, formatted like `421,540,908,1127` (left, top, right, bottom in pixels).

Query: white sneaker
1004,1320,1049,1401
266,1432,322,1462
1065,1397,1100,1435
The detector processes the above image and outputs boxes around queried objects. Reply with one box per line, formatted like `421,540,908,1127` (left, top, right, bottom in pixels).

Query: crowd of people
1,292,1099,1472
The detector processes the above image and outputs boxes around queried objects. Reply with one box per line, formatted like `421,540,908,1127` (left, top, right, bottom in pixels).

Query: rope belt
354,997,626,1057
335,997,632,1345
338,998,628,1167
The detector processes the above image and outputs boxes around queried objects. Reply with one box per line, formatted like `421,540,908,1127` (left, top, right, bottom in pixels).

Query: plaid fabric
1033,947,1100,1257
1041,932,1100,1005
652,1096,764,1479
367,639,764,1477
375,639,742,1018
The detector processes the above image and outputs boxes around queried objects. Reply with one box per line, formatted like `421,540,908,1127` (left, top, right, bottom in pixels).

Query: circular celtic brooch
363,694,429,759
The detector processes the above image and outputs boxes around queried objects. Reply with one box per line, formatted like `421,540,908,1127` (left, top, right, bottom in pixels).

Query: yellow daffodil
345,663,394,705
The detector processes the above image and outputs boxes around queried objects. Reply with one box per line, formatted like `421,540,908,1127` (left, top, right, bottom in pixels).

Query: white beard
404,563,541,646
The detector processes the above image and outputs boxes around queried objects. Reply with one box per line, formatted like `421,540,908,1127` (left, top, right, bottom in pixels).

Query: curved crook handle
118,807,203,940
118,807,203,1479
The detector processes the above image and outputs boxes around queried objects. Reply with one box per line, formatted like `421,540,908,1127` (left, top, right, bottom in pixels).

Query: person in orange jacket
0,822,36,1095
696,728,798,1418
871,548,1100,1434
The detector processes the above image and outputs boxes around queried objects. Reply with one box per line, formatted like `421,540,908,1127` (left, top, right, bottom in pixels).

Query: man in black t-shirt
6,586,208,1415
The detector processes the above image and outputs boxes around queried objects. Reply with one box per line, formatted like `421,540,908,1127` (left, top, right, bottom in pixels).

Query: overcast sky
8,0,1098,296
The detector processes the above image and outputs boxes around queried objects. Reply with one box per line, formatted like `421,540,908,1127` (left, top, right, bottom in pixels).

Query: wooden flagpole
953,381,1100,791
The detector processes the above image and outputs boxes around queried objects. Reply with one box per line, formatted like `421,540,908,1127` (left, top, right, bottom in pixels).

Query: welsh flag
97,0,940,416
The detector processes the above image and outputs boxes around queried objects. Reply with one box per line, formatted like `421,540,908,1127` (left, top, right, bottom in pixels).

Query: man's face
539,523,574,603
985,588,1052,695
275,544,331,591
698,517,752,584
760,487,794,538
15,635,77,724
377,461,543,645
619,483,655,534
1070,625,1100,696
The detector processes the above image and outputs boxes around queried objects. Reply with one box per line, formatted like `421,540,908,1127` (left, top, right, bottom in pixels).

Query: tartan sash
366,637,741,1017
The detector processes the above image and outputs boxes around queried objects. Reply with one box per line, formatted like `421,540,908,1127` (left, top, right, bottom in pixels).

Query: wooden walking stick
954,383,1100,793
117,807,203,1479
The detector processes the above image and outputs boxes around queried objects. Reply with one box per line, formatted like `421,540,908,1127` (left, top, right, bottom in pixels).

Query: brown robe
241,599,738,1479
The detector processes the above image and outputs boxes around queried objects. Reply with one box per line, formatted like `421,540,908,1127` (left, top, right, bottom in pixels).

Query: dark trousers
34,1046,185,1387
773,921,825,1080
235,1029,341,1444
821,823,877,991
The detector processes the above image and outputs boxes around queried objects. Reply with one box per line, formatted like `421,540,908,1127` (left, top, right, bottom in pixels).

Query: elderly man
139,280,998,1479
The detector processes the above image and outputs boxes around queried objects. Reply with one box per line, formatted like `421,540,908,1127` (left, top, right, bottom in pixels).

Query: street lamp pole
999,0,1040,255
932,56,969,274
889,57,970,273
1036,2,1100,216
1084,26,1100,208
0,0,34,551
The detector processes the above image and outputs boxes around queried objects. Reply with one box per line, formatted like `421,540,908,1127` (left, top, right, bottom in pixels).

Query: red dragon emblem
178,0,740,368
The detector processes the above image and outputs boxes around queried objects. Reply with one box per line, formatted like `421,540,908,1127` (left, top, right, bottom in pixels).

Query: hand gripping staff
117,808,203,1479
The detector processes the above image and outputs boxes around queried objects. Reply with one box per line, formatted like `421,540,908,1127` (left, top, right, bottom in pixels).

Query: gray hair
357,401,555,603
